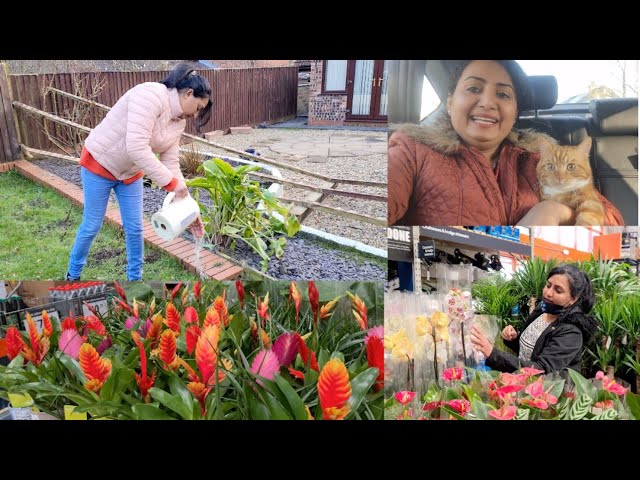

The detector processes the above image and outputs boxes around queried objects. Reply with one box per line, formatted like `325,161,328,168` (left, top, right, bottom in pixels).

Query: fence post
0,63,21,162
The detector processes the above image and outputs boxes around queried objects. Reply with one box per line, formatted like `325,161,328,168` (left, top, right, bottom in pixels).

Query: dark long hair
160,62,212,133
447,60,532,113
547,264,595,314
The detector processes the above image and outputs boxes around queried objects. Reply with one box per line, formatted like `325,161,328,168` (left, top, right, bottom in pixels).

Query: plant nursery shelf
418,226,532,256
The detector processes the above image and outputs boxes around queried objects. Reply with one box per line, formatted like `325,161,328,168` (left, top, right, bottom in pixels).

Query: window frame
322,60,348,95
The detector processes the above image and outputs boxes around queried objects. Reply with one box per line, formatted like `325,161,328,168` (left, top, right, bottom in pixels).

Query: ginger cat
536,136,605,226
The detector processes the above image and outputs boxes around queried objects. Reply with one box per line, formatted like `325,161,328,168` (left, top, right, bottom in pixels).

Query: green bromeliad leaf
346,367,378,418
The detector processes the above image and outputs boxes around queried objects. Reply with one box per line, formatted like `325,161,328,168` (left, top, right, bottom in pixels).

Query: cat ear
577,136,593,158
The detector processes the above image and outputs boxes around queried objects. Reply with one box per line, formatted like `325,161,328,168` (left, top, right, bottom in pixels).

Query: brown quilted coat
388,112,623,226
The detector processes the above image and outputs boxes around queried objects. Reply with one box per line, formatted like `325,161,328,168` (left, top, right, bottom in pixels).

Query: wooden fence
5,66,298,155
0,66,20,162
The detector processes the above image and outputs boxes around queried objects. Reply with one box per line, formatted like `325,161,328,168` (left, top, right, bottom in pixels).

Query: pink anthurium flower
446,399,471,415
394,391,416,406
488,405,517,420
519,398,549,410
520,367,545,377
595,371,628,396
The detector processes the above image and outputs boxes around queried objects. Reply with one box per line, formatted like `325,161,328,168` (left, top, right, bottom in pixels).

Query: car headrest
522,75,558,111
589,98,638,135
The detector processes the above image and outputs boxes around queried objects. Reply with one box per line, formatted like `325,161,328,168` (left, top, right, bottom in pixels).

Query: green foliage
187,158,301,271
471,274,520,329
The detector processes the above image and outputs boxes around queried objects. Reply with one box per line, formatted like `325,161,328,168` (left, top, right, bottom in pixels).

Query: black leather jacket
486,304,597,374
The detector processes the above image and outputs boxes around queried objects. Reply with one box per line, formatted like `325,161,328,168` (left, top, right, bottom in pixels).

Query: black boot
65,272,80,281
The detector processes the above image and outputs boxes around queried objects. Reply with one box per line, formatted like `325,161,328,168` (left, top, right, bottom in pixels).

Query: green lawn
0,170,198,281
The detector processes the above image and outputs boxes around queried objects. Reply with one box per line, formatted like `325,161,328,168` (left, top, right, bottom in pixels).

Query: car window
517,60,638,104
421,74,440,119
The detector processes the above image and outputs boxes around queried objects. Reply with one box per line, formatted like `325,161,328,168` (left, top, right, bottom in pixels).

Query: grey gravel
32,158,386,281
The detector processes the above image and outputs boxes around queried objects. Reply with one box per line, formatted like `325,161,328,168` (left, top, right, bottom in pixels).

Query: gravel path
32,158,386,281
190,128,388,251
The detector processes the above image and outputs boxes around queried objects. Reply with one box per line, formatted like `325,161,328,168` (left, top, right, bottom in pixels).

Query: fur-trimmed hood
391,110,556,155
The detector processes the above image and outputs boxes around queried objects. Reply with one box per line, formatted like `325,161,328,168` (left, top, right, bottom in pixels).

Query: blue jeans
68,167,144,280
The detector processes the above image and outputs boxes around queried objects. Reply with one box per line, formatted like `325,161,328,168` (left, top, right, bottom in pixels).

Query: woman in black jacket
470,264,597,374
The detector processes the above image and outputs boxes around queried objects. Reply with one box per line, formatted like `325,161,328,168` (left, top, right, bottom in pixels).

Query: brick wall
308,60,348,126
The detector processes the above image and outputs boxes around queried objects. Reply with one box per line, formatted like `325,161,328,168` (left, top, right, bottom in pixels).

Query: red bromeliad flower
394,391,416,405
488,405,517,420
442,367,463,382
346,292,368,330
193,281,202,301
295,333,319,371
213,295,229,327
113,280,127,302
5,327,25,360
62,317,77,331
364,326,384,346
308,281,319,325
164,302,181,333
289,281,301,325
83,301,100,318
257,293,270,326
170,281,184,301
366,336,384,392
185,324,202,355
131,332,155,403
113,297,134,315
196,324,221,386
318,358,352,420
184,306,199,325
235,279,245,309
287,367,305,380
78,343,112,393
595,371,628,395
159,330,180,370
320,297,340,320
84,315,106,337
42,310,53,338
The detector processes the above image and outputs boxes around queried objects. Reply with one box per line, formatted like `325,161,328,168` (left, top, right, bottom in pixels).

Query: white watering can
151,192,200,241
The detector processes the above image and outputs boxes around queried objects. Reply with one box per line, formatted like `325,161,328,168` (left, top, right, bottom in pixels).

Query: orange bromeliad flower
5,327,25,360
204,307,221,328
187,382,211,416
21,312,49,366
170,281,184,301
164,302,181,333
366,335,384,392
113,280,128,302
84,315,106,337
178,358,201,383
159,330,180,370
42,310,53,338
289,281,301,325
213,295,229,327
193,281,202,301
346,292,368,330
318,358,352,420
195,325,221,386
146,312,164,346
79,343,112,393
257,293,270,326
320,297,340,320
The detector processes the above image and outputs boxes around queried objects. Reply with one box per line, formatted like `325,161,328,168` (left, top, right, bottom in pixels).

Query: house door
345,60,388,122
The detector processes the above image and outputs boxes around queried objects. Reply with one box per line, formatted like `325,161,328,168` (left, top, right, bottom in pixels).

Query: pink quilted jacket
84,82,186,187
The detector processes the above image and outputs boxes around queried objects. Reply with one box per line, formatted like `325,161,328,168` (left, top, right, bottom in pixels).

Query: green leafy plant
187,158,301,271
512,257,557,310
471,274,520,330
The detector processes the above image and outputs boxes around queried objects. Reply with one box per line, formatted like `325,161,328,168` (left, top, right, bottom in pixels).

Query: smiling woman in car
387,60,623,226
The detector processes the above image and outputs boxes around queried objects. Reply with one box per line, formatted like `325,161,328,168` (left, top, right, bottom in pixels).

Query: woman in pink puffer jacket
66,62,211,281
